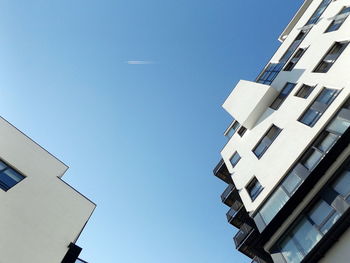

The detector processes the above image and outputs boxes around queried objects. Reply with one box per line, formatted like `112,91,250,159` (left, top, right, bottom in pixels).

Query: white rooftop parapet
223,80,278,129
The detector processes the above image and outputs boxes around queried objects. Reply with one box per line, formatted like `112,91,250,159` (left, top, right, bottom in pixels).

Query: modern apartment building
0,116,96,263
213,0,350,262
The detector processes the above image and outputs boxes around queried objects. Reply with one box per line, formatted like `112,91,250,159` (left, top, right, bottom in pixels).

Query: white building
214,0,350,262
0,116,96,263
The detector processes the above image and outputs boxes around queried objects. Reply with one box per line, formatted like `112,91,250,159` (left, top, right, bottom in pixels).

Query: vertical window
253,125,282,158
225,120,240,139
299,88,340,127
237,126,247,137
270,82,296,110
230,152,241,168
305,0,332,26
295,84,315,99
246,177,263,201
280,31,308,63
0,161,25,191
325,6,350,33
284,48,307,71
313,42,349,73
256,63,284,85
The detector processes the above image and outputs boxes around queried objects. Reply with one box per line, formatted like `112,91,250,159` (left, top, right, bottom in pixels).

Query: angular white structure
214,0,350,262
0,117,95,263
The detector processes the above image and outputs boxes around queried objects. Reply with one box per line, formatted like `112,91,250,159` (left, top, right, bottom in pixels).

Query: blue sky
0,1,302,262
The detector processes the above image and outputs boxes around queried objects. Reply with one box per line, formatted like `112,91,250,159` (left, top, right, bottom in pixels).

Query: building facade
214,0,350,262
0,116,96,263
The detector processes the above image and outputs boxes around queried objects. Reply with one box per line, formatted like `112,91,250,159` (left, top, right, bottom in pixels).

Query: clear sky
0,0,302,262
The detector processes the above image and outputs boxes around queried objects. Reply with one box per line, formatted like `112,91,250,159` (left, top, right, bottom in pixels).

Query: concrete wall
0,117,96,263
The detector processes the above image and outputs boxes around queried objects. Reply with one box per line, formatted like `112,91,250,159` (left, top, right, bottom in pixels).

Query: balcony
226,200,245,228
213,159,232,184
221,184,240,207
222,80,278,129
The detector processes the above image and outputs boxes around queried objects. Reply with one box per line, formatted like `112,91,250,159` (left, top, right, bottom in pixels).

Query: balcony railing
234,223,254,248
221,184,239,207
213,159,232,184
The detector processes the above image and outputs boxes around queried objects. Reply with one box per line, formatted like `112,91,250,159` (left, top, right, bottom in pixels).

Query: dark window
305,0,332,26
280,31,308,63
225,121,240,139
0,161,25,191
256,63,284,85
270,82,296,110
230,152,241,168
325,6,350,33
253,125,282,159
299,88,340,127
246,177,263,201
313,42,349,73
284,48,308,71
237,126,247,137
295,84,315,98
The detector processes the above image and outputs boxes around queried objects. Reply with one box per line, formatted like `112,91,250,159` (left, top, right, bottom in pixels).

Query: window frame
295,84,315,99
270,82,297,110
313,42,349,73
0,160,26,192
253,125,282,159
229,152,241,169
325,6,350,33
246,177,264,201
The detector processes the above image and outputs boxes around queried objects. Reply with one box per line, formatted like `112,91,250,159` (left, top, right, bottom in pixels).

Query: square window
246,177,263,201
295,84,315,99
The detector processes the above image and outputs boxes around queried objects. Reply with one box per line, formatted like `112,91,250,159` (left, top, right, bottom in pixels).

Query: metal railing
234,223,253,248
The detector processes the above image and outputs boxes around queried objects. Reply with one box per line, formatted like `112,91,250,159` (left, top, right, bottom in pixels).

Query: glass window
292,218,322,254
0,165,25,192
284,48,307,71
246,177,263,201
299,88,340,127
237,126,247,137
325,6,350,33
270,83,296,110
295,84,314,98
333,170,350,198
280,237,304,263
314,42,349,73
257,63,284,85
302,149,323,170
316,132,337,152
282,171,302,195
225,121,240,138
253,125,282,158
260,187,289,224
230,152,241,168
305,0,332,26
308,200,333,226
327,117,350,134
320,212,341,234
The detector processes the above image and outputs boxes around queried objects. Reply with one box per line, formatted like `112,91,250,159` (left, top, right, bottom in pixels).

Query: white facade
218,0,350,262
0,116,95,263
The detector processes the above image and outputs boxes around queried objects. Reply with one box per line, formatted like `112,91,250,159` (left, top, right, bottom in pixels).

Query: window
270,82,296,110
284,48,307,71
280,31,308,63
256,97,350,228
230,152,241,168
299,88,340,127
325,6,350,33
246,177,263,201
237,126,247,137
0,161,25,191
225,120,240,139
256,63,284,85
295,84,315,99
253,125,282,158
305,0,332,26
313,42,349,73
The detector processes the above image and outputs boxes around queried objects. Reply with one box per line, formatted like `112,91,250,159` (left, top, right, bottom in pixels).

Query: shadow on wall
253,68,306,128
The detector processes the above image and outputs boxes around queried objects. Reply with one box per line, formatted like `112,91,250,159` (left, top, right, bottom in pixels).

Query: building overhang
222,80,278,129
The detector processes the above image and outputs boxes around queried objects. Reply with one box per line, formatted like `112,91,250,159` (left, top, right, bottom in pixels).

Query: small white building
214,0,350,262
0,116,96,263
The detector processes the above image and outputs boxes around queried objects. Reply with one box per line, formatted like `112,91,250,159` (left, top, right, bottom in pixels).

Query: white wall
0,117,96,263
221,0,350,213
